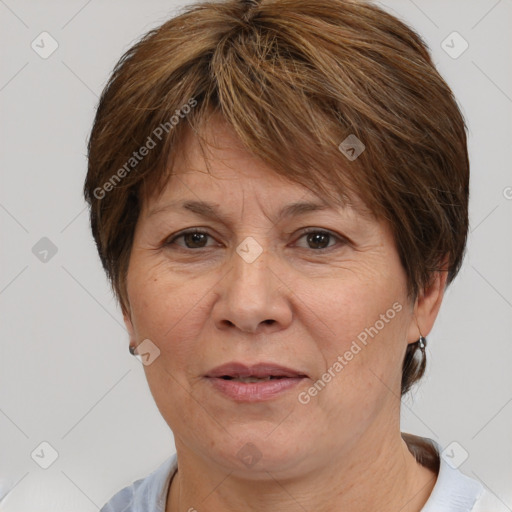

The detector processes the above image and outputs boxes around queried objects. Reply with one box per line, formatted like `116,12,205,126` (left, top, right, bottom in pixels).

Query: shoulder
100,453,178,512
421,454,484,511
402,434,491,512
472,488,510,512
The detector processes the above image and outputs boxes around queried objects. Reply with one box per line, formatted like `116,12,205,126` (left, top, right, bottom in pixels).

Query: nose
211,241,293,335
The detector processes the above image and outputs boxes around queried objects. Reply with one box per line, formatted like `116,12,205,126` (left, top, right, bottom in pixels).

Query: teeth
234,376,273,383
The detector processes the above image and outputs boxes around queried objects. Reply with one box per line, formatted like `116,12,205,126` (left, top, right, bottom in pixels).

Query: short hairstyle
84,0,469,395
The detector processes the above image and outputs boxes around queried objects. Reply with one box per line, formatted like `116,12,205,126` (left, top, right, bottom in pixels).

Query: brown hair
84,0,469,396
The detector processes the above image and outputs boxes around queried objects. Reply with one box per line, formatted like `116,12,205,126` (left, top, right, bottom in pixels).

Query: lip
205,362,308,379
204,362,308,402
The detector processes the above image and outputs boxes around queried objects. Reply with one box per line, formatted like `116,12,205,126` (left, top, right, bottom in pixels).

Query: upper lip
205,362,308,379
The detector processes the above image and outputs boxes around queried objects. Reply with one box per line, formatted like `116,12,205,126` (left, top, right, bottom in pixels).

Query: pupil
185,232,206,248
308,232,329,249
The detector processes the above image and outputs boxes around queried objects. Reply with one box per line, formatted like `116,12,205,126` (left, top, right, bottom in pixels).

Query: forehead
140,117,374,222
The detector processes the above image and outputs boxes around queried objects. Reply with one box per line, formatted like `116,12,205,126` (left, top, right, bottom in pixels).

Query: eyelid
165,228,219,246
293,227,349,249
165,227,350,250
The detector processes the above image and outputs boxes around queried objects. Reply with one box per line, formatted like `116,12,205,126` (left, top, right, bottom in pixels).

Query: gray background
0,0,511,510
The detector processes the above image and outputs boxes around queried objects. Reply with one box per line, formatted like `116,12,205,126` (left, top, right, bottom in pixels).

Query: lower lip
206,377,306,402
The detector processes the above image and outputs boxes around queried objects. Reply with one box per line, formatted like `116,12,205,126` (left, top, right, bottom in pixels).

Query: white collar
420,441,484,511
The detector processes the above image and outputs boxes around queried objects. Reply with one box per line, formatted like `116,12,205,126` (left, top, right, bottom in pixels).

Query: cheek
297,276,409,410
127,255,199,338
128,272,212,433
301,269,408,349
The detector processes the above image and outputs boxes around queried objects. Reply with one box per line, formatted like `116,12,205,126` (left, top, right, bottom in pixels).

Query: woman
84,0,492,510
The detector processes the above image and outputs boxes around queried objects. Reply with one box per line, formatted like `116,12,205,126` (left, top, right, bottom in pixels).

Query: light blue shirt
100,442,491,512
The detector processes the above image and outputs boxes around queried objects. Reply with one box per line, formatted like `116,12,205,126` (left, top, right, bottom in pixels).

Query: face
123,118,435,479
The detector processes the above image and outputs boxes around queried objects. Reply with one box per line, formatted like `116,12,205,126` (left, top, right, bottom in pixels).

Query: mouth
205,362,309,380
204,362,308,401
219,375,289,383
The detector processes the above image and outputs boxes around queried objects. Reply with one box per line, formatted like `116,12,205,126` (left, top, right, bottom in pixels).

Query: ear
406,267,449,344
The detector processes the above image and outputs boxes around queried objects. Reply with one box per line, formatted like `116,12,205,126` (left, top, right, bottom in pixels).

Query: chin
203,428,309,478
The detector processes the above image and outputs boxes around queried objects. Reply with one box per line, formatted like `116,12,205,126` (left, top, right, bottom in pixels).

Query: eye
164,228,347,251
295,228,346,250
165,229,217,249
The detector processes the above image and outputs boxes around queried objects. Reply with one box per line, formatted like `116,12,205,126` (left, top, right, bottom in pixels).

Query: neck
166,428,437,512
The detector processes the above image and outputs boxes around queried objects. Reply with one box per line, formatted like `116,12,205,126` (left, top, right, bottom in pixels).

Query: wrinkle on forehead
140,114,374,225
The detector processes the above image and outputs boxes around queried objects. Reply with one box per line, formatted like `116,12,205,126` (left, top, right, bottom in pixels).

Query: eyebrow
146,199,336,223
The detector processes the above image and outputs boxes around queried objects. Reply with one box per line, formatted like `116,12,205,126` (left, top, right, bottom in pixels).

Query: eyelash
164,228,347,252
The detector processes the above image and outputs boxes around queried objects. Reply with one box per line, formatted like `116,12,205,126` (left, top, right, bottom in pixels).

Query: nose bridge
213,235,291,333
232,236,274,305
